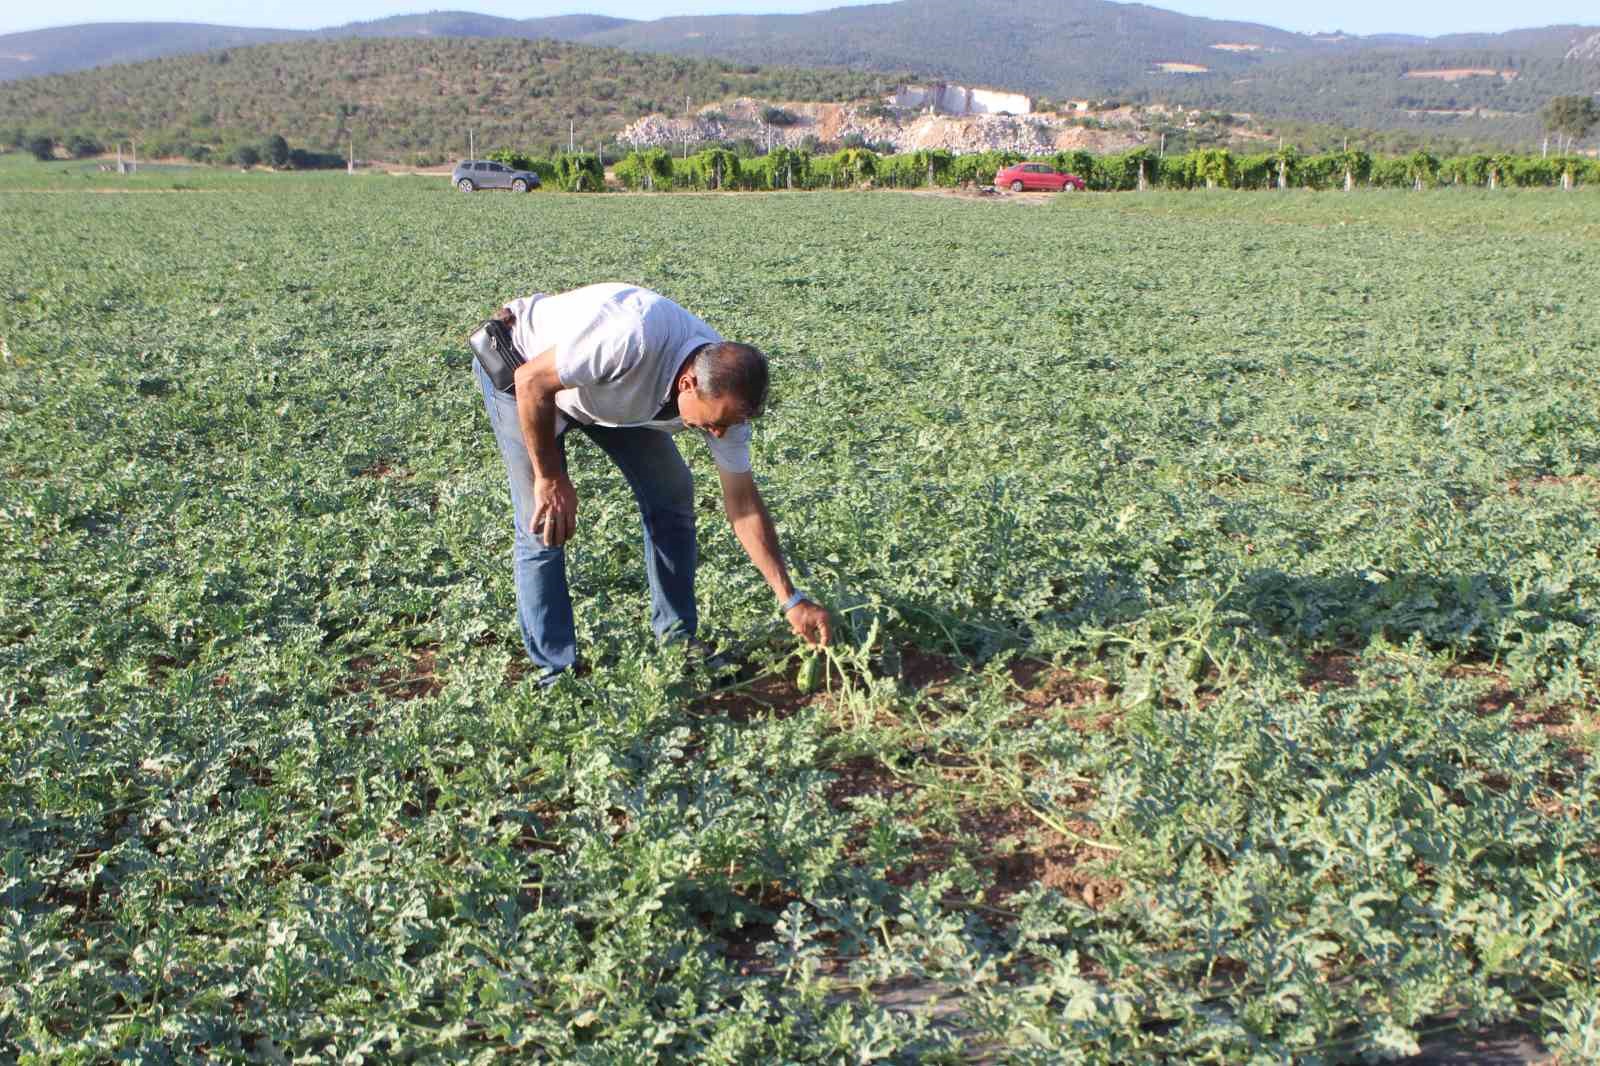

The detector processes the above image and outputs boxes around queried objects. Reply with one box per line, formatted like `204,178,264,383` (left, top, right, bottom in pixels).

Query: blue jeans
474,360,698,677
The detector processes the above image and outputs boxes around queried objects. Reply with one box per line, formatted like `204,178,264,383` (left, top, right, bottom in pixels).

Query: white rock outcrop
617,99,1150,156
888,83,1033,116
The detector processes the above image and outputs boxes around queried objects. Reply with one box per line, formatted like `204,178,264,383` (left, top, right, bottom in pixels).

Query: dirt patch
825,754,917,808
898,647,966,690
825,746,1121,913
1507,475,1600,496
337,644,444,700
889,800,1123,911
693,668,820,723
1402,68,1518,81
1010,661,1113,728
901,185,1049,205
970,803,1122,907
354,458,409,480
1300,651,1359,692
1513,702,1594,769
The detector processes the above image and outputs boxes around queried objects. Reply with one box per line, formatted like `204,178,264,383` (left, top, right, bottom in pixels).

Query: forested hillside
0,37,894,164
2,1,1596,144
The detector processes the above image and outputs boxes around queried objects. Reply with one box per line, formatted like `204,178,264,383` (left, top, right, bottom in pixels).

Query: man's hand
533,474,578,546
786,600,832,646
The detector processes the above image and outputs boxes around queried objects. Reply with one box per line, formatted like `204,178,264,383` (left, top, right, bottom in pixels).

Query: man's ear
677,367,697,394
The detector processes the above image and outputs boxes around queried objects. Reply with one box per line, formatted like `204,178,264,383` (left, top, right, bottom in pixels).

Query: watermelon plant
1,158,1598,1061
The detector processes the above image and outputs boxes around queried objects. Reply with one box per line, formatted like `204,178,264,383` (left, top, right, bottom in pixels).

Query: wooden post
1137,158,1147,191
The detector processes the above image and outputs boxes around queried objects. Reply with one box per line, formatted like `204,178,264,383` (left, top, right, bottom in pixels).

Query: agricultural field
2,154,1599,1062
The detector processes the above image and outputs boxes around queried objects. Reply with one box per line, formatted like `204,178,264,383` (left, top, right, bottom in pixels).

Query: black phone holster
469,318,526,393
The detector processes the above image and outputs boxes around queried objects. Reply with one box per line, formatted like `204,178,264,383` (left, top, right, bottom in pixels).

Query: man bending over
471,283,831,684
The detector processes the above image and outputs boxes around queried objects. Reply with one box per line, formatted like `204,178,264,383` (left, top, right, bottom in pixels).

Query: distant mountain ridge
0,13,641,81
3,3,1594,84
1,2,1596,140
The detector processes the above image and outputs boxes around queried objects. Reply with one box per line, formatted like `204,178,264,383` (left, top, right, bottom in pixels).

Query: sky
2,0,1596,39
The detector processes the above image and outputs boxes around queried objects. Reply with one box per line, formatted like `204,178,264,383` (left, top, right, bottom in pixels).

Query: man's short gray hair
693,342,769,419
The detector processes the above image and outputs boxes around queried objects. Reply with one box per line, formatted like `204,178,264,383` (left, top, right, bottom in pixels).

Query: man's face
679,386,746,439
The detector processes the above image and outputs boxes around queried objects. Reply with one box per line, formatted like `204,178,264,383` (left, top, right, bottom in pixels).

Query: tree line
469,141,1599,195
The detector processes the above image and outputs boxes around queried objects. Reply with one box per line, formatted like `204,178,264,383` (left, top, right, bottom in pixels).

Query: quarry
619,86,1157,156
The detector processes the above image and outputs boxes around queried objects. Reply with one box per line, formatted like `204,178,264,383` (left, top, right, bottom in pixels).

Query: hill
570,0,1596,140
0,36,896,164
1,1,1596,142
0,13,644,82
0,22,301,80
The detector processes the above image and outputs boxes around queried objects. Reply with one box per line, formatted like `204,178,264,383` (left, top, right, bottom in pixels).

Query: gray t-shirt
505,284,753,473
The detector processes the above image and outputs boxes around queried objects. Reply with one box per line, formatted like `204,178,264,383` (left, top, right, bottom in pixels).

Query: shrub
1159,151,1202,190
741,146,809,190
486,148,535,171
1093,148,1160,191
1368,155,1410,188
1506,155,1560,187
65,134,103,159
1440,154,1492,186
1404,150,1440,189
949,149,1021,187
288,147,345,169
1234,152,1275,190
678,147,739,190
1194,148,1234,189
828,147,877,186
761,107,797,127
614,148,674,191
232,143,261,167
262,134,290,167
1300,153,1343,190
1052,150,1094,181
26,135,55,162
551,152,603,191
872,149,952,188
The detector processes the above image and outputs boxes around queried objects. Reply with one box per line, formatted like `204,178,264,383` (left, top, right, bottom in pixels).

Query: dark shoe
684,638,742,680
536,661,587,689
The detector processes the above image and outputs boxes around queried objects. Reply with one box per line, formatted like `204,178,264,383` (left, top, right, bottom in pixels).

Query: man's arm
718,468,831,645
512,347,579,546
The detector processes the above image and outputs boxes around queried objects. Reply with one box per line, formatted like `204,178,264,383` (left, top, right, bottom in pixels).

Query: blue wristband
781,590,810,615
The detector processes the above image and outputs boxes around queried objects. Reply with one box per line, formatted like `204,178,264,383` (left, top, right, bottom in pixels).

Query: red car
994,162,1086,192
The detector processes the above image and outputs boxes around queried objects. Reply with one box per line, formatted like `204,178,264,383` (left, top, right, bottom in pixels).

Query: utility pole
130,138,137,173
469,129,475,159
569,120,574,154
